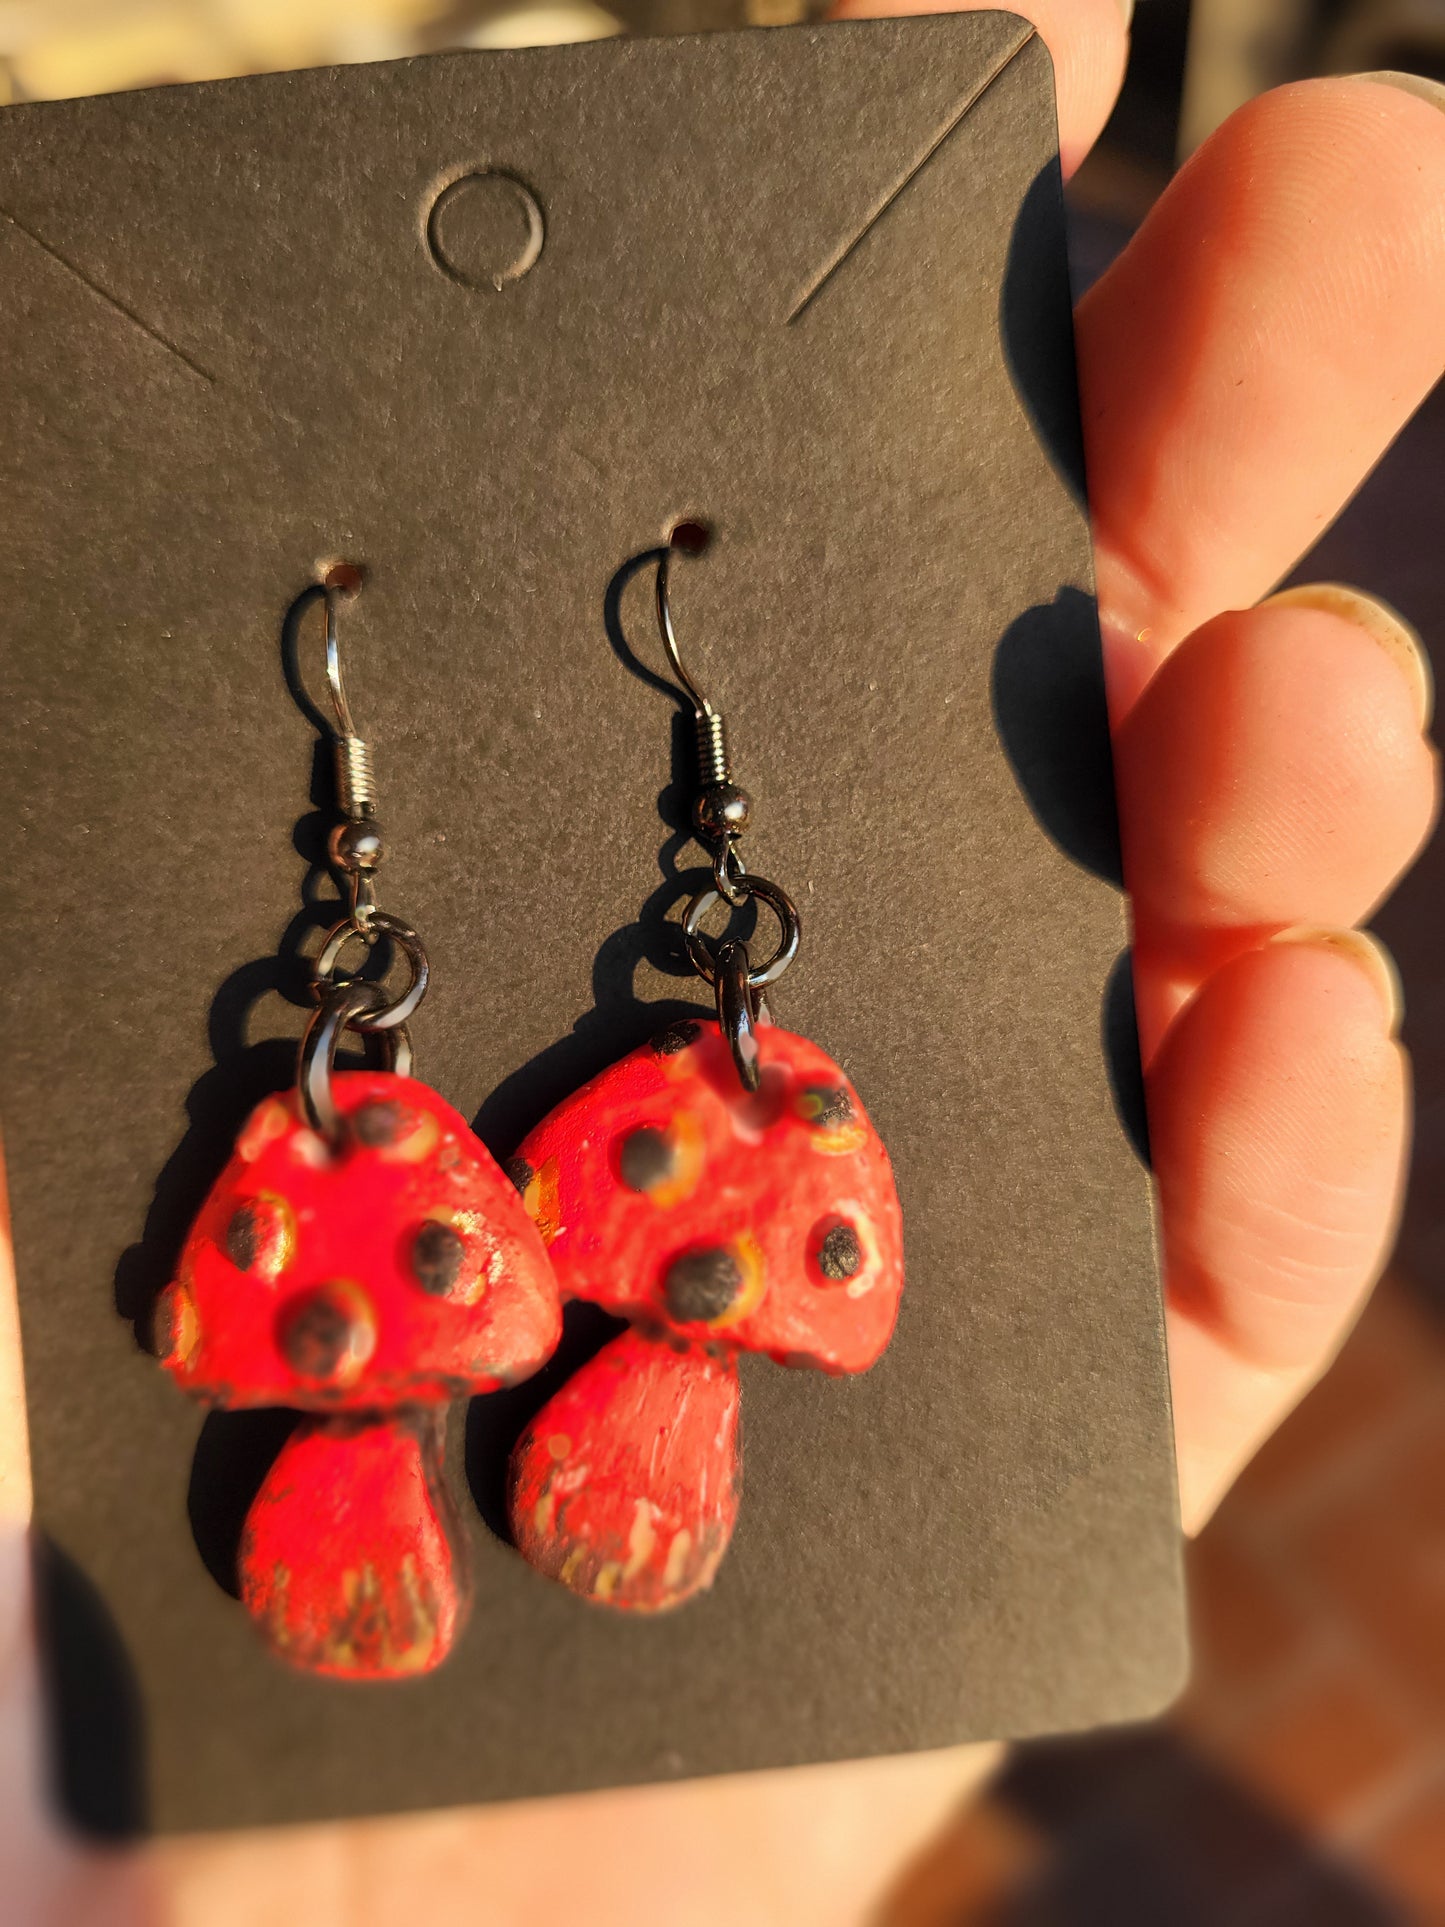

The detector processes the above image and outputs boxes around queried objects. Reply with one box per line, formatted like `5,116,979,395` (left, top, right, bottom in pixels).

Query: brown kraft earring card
0,15,1187,1834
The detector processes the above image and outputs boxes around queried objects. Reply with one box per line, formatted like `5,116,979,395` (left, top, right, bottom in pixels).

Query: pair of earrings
154,530,905,1679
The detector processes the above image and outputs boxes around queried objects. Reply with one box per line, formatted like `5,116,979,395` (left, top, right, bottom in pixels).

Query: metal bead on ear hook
655,524,801,1091
300,565,429,1136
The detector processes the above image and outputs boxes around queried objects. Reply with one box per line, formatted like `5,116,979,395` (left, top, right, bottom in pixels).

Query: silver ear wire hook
656,522,736,801
654,536,707,712
323,577,355,734
651,523,800,1092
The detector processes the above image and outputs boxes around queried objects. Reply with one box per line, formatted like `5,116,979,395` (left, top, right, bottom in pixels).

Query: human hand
4,8,1444,1922
831,0,1444,1529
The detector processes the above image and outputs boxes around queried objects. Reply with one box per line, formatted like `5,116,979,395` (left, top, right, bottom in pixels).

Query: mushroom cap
157,1072,560,1410
511,1019,904,1373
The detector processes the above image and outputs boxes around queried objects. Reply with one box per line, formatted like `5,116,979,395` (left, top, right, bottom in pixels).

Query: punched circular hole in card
426,172,545,291
668,519,713,557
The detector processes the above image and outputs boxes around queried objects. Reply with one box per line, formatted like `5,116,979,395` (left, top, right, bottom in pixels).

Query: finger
0,1153,40,1909
1148,935,1408,1530
1114,588,1439,1054
1075,75,1445,713
0,1151,128,1920
0,1151,31,1646
826,0,1130,177
158,1748,1005,1927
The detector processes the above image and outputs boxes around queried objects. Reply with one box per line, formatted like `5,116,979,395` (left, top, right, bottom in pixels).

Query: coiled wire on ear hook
321,564,378,823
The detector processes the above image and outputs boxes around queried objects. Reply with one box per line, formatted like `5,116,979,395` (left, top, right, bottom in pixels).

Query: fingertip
1267,925,1404,1036
1117,598,1439,938
1263,583,1433,731
1181,931,1407,1063
1149,935,1409,1374
1352,69,1445,123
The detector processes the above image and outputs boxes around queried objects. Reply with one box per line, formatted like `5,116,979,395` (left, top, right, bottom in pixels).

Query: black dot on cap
503,1154,535,1195
800,1085,855,1131
224,1201,263,1272
619,1127,675,1193
664,1246,742,1324
411,1221,465,1296
281,1287,367,1383
651,1019,703,1057
351,1100,407,1148
818,1224,863,1281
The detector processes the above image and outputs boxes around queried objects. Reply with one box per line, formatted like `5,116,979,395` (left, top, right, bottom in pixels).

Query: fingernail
1357,71,1445,114
1270,926,1404,1033
1263,582,1433,730
1117,0,1135,25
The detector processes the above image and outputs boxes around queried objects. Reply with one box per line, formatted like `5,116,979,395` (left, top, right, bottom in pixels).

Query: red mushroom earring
154,569,560,1677
507,525,905,1611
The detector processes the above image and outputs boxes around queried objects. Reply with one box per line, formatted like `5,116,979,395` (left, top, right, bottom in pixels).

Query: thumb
0,1149,149,1920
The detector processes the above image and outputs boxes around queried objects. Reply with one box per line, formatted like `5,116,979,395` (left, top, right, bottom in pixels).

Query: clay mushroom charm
153,571,559,1677
159,1068,559,1675
508,1016,904,1610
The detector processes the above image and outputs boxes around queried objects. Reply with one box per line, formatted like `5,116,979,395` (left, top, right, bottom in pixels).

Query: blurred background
3,2,1444,1921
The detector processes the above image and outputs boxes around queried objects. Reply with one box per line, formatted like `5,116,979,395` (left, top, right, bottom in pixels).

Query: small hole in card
668,519,712,557
320,560,365,596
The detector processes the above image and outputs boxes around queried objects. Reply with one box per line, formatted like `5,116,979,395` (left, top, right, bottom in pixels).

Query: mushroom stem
508,1328,741,1612
239,1407,469,1678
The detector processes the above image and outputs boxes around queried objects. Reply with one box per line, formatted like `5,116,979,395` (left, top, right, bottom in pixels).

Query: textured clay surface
157,1070,561,1409
508,1019,903,1609
239,1410,470,1678
509,1019,904,1372
510,1327,741,1612
159,1069,561,1675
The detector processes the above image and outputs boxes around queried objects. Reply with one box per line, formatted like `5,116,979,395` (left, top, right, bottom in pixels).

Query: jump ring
715,939,761,1091
313,910,429,1031
683,872,800,990
299,980,414,1138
